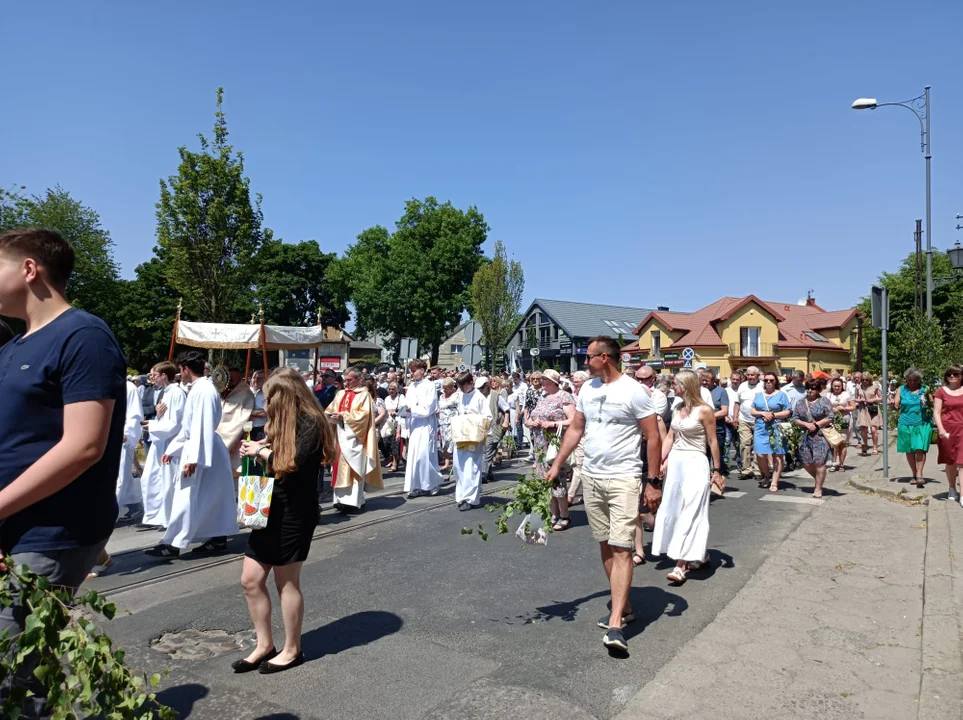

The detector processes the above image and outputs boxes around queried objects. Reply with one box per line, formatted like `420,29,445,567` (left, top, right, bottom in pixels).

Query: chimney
806,297,817,307
657,305,670,312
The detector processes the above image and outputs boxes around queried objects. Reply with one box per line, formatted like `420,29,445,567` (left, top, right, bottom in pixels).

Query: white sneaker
950,488,960,503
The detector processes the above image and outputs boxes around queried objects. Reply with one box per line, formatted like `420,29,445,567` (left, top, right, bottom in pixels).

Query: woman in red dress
934,364,963,504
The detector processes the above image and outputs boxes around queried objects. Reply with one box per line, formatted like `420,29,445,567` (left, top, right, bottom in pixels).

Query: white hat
474,376,490,389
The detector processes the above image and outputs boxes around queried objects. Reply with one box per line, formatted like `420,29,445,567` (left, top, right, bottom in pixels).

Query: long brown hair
263,368,334,476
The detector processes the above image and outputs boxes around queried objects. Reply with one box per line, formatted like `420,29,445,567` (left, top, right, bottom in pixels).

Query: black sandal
553,517,571,531
632,552,646,566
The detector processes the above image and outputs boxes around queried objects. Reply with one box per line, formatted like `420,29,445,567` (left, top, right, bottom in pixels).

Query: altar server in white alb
451,372,492,511
139,361,187,528
402,359,444,498
116,378,144,518
145,350,237,558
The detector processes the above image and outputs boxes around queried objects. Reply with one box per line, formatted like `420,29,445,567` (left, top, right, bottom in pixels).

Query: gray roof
350,339,383,351
517,298,654,340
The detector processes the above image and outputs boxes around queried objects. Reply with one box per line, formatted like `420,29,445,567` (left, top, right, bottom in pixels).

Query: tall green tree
331,197,487,364
254,239,348,327
857,248,963,378
113,258,181,371
470,240,524,371
0,185,121,327
155,87,271,322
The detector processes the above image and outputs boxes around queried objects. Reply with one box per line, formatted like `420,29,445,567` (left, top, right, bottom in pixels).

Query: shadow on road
302,610,403,661
154,682,208,718
502,585,689,636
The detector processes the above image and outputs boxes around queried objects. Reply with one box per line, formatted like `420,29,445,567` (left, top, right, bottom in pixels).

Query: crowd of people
4,225,963,701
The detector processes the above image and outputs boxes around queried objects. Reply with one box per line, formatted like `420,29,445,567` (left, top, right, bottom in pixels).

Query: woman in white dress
382,382,406,472
451,372,491,511
653,370,723,586
437,378,459,472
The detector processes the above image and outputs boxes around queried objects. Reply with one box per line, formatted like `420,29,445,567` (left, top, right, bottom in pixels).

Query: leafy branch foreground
461,475,554,542
0,560,175,719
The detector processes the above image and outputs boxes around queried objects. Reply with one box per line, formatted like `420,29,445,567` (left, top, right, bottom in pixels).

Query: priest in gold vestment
324,367,384,513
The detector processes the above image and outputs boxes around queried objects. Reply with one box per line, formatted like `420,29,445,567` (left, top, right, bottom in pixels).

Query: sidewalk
616,440,963,720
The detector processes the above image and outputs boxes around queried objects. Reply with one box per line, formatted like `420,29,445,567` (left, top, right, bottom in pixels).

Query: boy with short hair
0,227,127,714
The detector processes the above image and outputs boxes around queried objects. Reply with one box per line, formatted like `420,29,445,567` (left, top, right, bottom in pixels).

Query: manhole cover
150,629,256,660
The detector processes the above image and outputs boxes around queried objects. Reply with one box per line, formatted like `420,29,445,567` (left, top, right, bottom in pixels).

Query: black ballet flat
258,651,305,674
231,647,278,673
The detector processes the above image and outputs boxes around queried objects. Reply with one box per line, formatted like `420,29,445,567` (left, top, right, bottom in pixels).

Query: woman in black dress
232,368,333,675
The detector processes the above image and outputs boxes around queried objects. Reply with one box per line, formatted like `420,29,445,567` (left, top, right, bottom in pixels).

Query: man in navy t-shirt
0,227,126,714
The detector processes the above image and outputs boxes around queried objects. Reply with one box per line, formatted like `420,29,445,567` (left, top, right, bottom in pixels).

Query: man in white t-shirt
725,372,741,472
732,366,762,479
547,336,661,656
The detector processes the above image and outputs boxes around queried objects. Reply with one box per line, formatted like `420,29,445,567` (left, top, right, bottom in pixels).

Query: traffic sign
682,347,695,369
461,345,483,366
399,337,418,360
662,351,680,361
621,353,631,363
464,321,483,345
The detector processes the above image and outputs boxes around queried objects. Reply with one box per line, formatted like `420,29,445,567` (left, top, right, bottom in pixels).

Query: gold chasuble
325,389,384,491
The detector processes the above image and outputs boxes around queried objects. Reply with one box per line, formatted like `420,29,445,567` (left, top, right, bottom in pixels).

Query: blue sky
3,1,962,320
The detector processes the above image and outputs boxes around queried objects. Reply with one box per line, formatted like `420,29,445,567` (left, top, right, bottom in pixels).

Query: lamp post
852,86,932,319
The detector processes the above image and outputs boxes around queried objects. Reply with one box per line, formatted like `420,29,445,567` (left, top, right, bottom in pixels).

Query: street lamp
852,86,932,319
949,242,963,272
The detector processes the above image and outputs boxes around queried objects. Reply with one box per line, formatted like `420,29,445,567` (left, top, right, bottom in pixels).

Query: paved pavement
89,440,961,719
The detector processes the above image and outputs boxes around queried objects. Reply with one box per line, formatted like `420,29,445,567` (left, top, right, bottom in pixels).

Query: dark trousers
483,426,504,483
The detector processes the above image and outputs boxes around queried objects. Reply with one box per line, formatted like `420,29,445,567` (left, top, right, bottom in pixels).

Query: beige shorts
582,474,641,549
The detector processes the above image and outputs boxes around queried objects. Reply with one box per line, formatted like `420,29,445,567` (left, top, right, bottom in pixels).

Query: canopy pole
244,312,255,380
313,308,322,381
167,298,182,362
259,304,269,378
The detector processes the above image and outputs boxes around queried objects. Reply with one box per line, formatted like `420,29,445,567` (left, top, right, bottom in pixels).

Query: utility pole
915,220,924,312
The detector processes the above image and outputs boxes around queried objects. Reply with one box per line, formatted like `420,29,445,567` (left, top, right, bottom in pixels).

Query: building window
553,325,559,340
652,331,661,356
450,344,464,354
740,327,760,357
539,326,551,345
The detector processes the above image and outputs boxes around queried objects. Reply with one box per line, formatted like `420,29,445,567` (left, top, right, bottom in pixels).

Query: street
98,457,842,719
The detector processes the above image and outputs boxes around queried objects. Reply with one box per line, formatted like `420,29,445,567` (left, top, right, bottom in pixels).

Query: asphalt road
99,458,845,719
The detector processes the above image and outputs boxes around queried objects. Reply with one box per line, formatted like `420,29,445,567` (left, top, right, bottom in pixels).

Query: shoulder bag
237,454,274,530
807,399,846,449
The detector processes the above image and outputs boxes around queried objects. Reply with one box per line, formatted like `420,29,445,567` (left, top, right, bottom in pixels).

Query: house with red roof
622,295,859,377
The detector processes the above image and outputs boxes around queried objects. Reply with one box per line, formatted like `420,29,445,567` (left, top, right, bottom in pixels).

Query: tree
331,197,487,364
254,240,348,328
155,88,271,322
857,248,963,377
0,186,121,327
470,240,524,371
113,258,181,371
889,310,949,386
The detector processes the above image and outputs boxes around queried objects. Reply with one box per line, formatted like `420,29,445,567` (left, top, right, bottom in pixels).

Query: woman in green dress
894,367,932,488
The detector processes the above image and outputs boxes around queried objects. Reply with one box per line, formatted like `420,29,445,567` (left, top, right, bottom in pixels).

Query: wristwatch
646,477,663,489
712,467,722,473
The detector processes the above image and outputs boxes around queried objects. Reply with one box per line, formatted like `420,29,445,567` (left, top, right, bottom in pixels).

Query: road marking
760,495,825,506
721,491,747,498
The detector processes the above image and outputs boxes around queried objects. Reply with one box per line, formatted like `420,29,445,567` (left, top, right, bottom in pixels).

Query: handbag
237,454,274,530
543,424,575,469
805,399,846,449
380,416,396,440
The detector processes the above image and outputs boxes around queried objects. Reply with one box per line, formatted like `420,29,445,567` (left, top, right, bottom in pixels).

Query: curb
848,475,930,505
918,497,963,719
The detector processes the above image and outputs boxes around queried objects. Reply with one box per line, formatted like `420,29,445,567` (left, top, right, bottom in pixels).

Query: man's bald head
635,366,656,386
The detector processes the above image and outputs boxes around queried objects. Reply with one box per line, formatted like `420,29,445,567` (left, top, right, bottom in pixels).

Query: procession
4,2,963,717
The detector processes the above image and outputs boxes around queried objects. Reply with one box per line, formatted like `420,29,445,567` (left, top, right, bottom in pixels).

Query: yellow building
621,295,859,377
